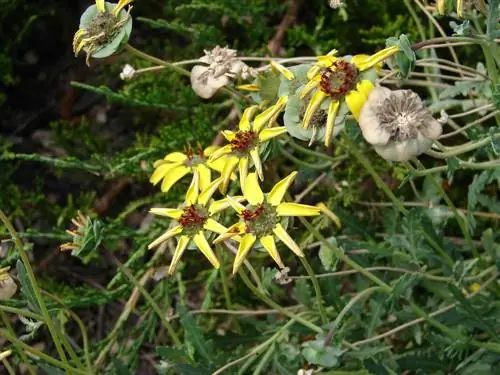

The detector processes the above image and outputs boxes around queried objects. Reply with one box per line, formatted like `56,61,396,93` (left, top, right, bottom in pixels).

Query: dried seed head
359,87,442,161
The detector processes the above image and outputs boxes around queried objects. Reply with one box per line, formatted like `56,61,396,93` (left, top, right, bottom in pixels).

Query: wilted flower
358,86,442,162
73,0,134,66
215,172,321,274
120,63,135,80
277,47,398,147
150,145,230,194
60,211,104,263
0,266,17,301
148,175,230,275
209,97,288,193
191,46,256,99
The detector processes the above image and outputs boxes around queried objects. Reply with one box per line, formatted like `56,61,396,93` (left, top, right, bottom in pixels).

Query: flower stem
238,268,323,334
0,210,69,365
298,256,328,324
216,244,233,310
124,44,190,77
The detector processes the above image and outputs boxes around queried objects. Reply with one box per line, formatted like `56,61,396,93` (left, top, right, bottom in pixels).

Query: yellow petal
252,99,286,133
299,75,321,99
203,146,219,157
113,0,134,17
193,232,220,269
160,165,191,193
277,202,321,217
95,0,106,12
214,222,247,244
242,173,264,206
239,106,259,131
249,148,263,180
148,225,183,249
273,223,304,257
353,46,399,71
185,173,199,205
203,218,227,234
457,0,463,17
196,164,211,192
236,84,260,92
302,90,328,129
239,157,249,186
198,177,222,206
164,152,188,163
168,235,190,275
258,127,287,142
437,0,445,14
149,208,183,220
270,60,295,80
220,156,239,193
260,235,284,268
209,196,246,215
316,202,341,228
222,130,236,142
150,163,178,185
307,50,337,79
268,171,298,206
345,89,367,121
232,233,256,274
324,100,340,147
357,79,375,97
225,195,246,214
209,144,232,162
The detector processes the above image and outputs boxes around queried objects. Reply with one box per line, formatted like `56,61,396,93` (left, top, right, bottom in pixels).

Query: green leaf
486,0,500,39
319,236,339,271
178,305,214,362
39,363,66,375
301,339,342,368
467,169,500,230
156,347,187,362
15,260,40,313
293,278,313,306
481,228,499,263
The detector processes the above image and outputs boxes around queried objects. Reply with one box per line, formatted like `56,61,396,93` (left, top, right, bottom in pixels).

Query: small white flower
329,0,345,8
358,87,442,162
120,64,136,80
190,46,254,99
297,369,314,375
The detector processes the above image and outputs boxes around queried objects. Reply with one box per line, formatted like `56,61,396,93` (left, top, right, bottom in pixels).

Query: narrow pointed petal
225,195,246,214
196,164,211,192
258,127,287,142
149,208,183,220
214,222,247,244
239,106,259,131
193,232,220,269
232,234,256,274
160,165,190,193
96,0,106,12
270,60,295,80
253,96,288,132
198,177,221,206
353,46,399,71
345,81,373,121
242,173,264,205
148,225,183,249
113,0,134,17
273,224,304,257
236,84,260,91
307,50,337,79
239,157,249,186
277,202,321,217
221,130,236,141
299,76,321,99
164,152,188,163
203,218,227,234
185,173,199,205
209,144,232,162
324,100,340,147
302,90,328,129
249,149,263,180
209,196,246,215
268,171,297,206
150,163,178,185
168,235,190,275
260,235,284,268
316,202,341,228
220,156,239,193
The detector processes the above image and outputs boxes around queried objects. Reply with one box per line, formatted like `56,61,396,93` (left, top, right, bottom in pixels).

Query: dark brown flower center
178,205,207,235
319,60,358,100
230,131,257,154
184,145,206,166
240,203,277,238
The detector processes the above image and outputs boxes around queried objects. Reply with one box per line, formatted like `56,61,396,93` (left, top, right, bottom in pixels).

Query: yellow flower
73,0,134,66
209,97,288,192
282,47,398,147
148,174,230,275
150,145,230,194
215,172,321,274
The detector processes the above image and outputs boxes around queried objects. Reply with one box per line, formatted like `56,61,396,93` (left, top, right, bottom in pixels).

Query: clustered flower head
73,0,134,66
191,46,256,99
358,86,442,161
